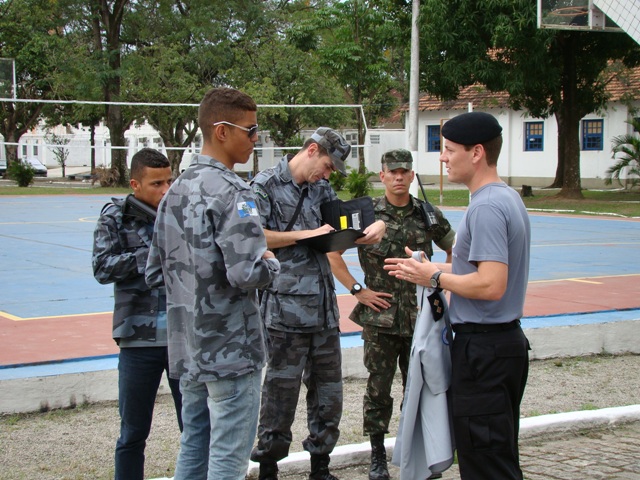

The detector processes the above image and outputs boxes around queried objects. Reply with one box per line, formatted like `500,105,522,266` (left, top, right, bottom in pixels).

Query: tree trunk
557,34,583,199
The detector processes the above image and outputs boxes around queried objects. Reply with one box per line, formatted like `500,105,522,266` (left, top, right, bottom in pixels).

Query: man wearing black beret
385,111,531,480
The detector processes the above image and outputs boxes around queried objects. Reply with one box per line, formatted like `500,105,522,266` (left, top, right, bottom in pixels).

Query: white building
401,68,640,189
4,66,639,187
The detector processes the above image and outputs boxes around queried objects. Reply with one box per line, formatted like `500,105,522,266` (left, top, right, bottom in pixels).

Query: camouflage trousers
362,327,412,436
251,327,343,463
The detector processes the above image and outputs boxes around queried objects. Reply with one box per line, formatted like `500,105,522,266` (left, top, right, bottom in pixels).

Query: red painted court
1,274,638,367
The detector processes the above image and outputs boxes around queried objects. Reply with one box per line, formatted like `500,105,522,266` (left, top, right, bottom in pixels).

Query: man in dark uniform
330,149,454,480
385,112,531,480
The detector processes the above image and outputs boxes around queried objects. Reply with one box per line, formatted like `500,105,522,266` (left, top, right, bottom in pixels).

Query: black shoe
427,474,442,479
369,443,390,480
309,453,339,480
259,461,279,480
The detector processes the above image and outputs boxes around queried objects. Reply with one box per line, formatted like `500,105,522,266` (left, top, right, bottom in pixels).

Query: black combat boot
369,434,390,480
309,453,338,480
259,461,279,480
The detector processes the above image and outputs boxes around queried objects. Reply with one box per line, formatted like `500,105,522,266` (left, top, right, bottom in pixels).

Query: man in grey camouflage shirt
250,128,386,480
331,149,454,480
93,148,182,480
146,88,280,480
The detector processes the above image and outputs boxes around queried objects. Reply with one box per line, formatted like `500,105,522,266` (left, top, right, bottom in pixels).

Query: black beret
441,112,503,145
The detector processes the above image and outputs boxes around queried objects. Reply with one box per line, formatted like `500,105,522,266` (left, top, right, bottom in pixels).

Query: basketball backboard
538,0,622,32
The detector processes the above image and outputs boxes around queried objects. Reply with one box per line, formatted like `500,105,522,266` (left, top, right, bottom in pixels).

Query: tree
90,0,131,187
0,0,65,164
290,0,402,172
45,131,71,178
420,0,640,198
606,117,640,189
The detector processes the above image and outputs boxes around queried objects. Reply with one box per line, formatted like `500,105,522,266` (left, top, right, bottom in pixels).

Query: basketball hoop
548,6,588,17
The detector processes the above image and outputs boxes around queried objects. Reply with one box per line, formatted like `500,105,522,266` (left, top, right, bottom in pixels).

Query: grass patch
3,180,640,217
338,187,640,217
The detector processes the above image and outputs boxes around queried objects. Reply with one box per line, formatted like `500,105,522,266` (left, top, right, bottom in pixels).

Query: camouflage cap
381,149,413,171
310,127,351,176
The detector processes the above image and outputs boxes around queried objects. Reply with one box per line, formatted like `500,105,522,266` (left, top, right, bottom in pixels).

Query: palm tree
606,118,640,190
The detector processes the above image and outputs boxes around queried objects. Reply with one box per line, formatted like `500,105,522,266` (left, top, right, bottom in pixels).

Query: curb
237,404,640,479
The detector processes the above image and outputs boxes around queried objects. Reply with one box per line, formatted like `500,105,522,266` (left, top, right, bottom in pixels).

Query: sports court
0,193,638,370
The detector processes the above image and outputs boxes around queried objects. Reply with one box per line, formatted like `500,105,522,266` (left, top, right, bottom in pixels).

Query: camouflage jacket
350,196,455,336
93,197,166,345
146,155,280,382
252,156,340,332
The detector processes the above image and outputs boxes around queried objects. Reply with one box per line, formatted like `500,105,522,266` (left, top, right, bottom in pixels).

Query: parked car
22,157,48,177
0,159,6,177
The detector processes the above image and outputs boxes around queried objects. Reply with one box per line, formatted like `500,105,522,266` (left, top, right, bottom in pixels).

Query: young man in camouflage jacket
92,148,182,480
146,88,280,480
331,149,455,480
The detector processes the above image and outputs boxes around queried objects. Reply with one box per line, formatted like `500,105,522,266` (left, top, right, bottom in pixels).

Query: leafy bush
7,160,35,187
344,167,373,198
92,166,121,187
329,171,346,191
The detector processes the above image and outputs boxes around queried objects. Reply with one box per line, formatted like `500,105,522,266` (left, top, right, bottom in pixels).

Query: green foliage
606,118,640,189
7,160,35,187
329,171,346,192
419,0,640,197
344,167,373,199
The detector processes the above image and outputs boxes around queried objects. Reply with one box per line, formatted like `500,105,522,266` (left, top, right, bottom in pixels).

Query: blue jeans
174,370,262,480
115,346,182,480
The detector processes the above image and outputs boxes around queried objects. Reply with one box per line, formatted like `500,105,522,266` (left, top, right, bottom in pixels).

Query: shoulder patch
237,201,259,218
254,184,269,200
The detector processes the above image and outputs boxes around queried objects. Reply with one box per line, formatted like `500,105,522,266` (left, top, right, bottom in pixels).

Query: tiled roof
416,84,510,112
605,66,640,101
402,65,640,113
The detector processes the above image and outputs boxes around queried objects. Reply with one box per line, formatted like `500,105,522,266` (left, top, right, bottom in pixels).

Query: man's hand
355,220,386,245
299,223,336,240
262,250,276,260
355,288,393,313
384,246,438,287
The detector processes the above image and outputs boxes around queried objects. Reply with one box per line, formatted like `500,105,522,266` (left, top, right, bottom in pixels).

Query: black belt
452,319,520,334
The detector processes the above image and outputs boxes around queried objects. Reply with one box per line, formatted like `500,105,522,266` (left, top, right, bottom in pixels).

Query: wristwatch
430,271,443,290
350,283,363,295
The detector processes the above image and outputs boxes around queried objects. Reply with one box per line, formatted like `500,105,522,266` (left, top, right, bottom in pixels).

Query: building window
633,117,640,133
582,119,603,151
524,122,544,151
370,134,380,145
256,143,262,158
33,145,38,156
22,145,27,156
426,125,441,152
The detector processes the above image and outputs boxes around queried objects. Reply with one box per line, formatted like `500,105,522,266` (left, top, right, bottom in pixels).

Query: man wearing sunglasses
250,127,386,480
146,87,280,480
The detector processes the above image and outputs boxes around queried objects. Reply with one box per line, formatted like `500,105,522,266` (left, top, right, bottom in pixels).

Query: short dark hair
463,135,503,166
130,148,170,180
198,87,257,142
302,137,329,157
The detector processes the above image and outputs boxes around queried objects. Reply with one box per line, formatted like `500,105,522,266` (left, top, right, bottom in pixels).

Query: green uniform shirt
350,195,455,337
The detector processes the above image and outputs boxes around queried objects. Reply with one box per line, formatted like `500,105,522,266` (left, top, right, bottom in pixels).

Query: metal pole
408,0,420,197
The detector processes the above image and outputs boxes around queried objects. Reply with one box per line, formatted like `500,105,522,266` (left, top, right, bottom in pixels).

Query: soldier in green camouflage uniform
250,127,386,480
331,149,454,480
146,88,280,480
